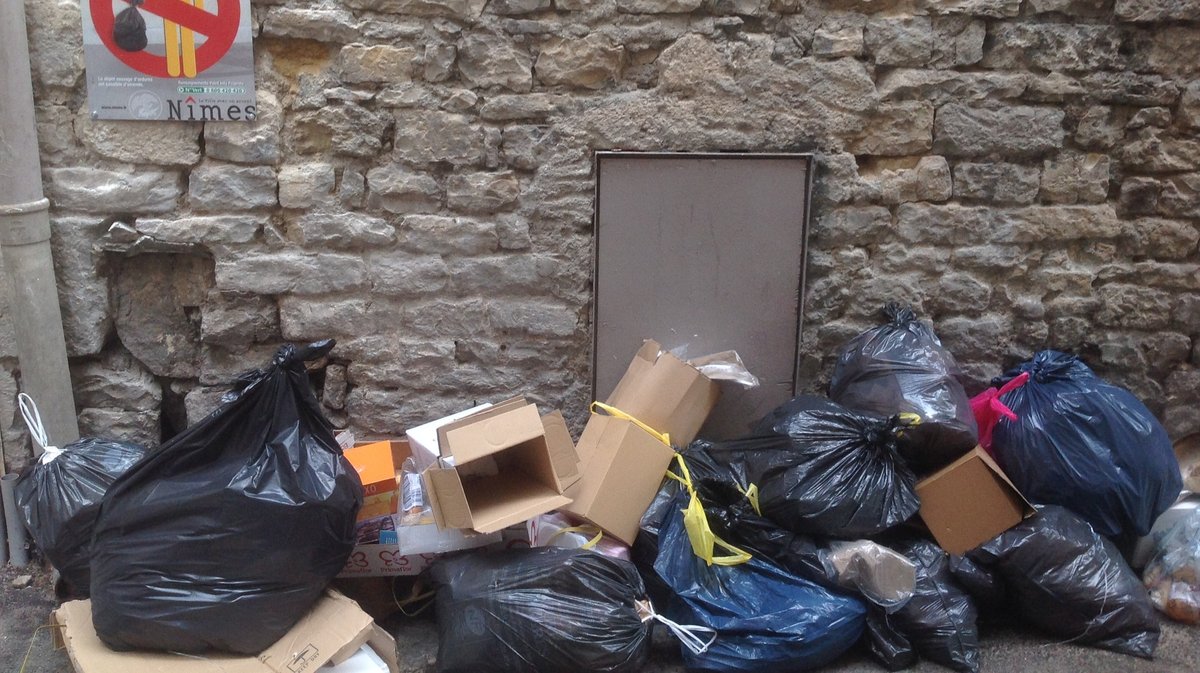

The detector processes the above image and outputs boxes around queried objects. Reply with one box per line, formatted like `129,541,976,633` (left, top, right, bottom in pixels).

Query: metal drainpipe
0,0,81,457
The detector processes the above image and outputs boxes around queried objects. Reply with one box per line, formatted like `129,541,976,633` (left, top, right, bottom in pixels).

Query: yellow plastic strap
547,525,604,550
895,412,922,438
591,401,671,447
670,454,752,567
738,483,762,516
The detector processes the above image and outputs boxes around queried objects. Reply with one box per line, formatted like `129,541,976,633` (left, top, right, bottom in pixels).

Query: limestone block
338,44,417,84
368,254,452,296
1040,153,1110,204
424,44,457,82
931,17,985,67
201,292,280,346
136,215,263,244
953,163,1040,204
189,164,277,211
489,0,553,13
536,36,624,89
367,164,442,213
47,168,181,213
618,0,703,11
983,24,1122,72
278,164,336,209
343,0,488,16
458,33,533,92
291,212,397,249
918,0,1021,17
293,104,391,158
848,101,934,156
398,215,498,255
215,251,368,294
51,216,110,356
262,7,358,42
24,0,83,88
76,112,201,166
934,104,1064,157
1116,0,1200,21
446,172,520,213
865,16,933,66
393,110,486,166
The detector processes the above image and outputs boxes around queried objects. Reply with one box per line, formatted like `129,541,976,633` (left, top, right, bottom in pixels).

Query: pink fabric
970,372,1030,456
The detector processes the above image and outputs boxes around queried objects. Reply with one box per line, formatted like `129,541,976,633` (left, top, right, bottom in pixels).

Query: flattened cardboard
564,414,676,545
52,591,396,673
422,399,579,534
917,447,1036,556
601,339,719,455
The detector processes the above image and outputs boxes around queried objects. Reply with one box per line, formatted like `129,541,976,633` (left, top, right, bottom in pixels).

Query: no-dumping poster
81,0,256,122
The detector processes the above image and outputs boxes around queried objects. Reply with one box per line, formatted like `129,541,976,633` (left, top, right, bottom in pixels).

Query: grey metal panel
594,152,812,440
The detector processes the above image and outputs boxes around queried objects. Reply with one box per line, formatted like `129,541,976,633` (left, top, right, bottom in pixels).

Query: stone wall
6,0,1199,469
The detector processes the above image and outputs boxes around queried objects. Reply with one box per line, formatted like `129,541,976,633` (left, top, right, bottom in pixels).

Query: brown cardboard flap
441,404,544,465
917,447,1034,555
366,625,400,673
464,471,573,533
565,415,676,545
434,397,528,458
540,410,580,488
424,467,473,530
53,591,375,673
603,339,719,446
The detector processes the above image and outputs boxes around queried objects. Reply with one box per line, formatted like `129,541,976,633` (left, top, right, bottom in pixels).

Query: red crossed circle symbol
90,0,240,78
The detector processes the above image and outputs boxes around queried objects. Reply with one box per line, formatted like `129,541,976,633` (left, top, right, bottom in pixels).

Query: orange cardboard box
345,441,399,521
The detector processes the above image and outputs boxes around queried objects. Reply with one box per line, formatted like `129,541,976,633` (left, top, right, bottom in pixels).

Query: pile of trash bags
8,302,1191,673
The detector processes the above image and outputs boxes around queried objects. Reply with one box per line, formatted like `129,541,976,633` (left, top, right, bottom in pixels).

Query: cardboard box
600,339,719,451
422,397,580,534
52,591,399,673
917,447,1036,555
345,441,399,521
563,340,719,545
406,403,494,473
564,415,676,545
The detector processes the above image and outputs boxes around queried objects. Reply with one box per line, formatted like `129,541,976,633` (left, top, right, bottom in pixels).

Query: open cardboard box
53,591,399,673
339,439,500,578
916,446,1036,555
422,397,580,534
566,340,720,545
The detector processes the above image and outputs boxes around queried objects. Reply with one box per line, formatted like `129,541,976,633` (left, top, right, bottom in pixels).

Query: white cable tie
18,393,60,463
638,600,717,655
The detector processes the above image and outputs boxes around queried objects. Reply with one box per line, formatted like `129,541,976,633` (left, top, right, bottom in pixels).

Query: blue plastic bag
992,351,1181,539
652,490,866,673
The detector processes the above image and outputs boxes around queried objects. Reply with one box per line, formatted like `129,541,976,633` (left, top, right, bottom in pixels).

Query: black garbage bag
829,303,978,472
430,548,651,673
15,437,148,596
967,506,1160,658
652,488,867,673
711,396,919,539
865,538,979,673
947,554,1006,615
991,350,1181,539
864,605,919,671
89,341,361,654
113,0,148,52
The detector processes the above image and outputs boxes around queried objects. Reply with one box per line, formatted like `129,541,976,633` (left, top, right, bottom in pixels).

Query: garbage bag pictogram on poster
81,0,256,121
